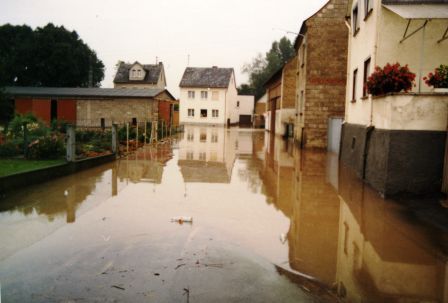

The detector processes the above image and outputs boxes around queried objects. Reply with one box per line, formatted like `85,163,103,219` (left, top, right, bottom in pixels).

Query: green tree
241,36,295,100
0,88,14,128
0,23,104,87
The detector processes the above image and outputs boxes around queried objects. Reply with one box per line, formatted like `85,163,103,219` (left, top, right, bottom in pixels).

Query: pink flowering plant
423,64,448,88
366,63,416,96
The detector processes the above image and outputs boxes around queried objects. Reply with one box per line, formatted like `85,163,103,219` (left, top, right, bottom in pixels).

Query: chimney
159,62,163,66
212,66,218,69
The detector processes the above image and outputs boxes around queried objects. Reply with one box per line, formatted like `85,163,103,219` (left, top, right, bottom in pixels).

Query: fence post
126,122,129,154
144,120,147,145
136,122,139,148
112,124,118,156
66,125,76,162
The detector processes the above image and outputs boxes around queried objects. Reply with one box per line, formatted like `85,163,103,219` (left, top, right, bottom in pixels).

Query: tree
237,84,255,95
241,36,295,100
0,23,105,88
0,88,14,128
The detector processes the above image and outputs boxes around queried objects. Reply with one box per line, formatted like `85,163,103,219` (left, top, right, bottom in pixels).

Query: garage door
239,115,252,127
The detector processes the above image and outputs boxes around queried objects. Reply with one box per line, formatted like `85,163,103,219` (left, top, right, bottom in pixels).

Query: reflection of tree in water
0,164,113,222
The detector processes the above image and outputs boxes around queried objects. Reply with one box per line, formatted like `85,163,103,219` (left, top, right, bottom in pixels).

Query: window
188,91,195,99
352,4,360,35
137,69,141,77
352,69,358,101
212,91,219,101
210,151,217,161
188,108,195,117
364,0,373,18
200,132,207,142
211,133,218,143
200,109,207,118
51,99,58,121
199,152,206,161
201,91,208,99
187,151,194,160
212,109,219,118
174,104,179,112
363,58,371,97
237,101,240,108
101,118,105,129
132,117,137,126
187,132,194,141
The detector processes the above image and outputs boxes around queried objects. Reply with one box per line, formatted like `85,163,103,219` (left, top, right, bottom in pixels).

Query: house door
51,99,58,121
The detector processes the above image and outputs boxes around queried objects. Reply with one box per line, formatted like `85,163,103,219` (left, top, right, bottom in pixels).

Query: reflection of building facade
178,125,236,183
336,165,448,302
117,144,173,184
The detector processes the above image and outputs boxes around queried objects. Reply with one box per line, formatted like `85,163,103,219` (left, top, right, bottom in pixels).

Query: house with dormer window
113,61,167,89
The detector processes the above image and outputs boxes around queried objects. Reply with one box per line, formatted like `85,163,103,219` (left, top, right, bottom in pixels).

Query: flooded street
0,126,447,303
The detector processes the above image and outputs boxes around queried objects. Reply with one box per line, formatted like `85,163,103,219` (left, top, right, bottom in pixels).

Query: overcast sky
1,0,328,97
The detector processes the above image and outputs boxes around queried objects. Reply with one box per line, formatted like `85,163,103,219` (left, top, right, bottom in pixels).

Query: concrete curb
0,154,116,195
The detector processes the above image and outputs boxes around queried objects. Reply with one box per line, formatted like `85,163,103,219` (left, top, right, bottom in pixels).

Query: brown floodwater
0,126,447,303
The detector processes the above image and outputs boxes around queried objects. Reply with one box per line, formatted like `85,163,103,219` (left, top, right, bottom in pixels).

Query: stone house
294,0,349,149
340,0,448,196
113,61,166,89
7,86,175,127
264,56,297,137
179,66,238,126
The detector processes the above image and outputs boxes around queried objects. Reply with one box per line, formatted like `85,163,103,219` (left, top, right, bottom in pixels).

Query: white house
179,66,238,126
236,95,255,126
341,0,448,196
113,61,166,89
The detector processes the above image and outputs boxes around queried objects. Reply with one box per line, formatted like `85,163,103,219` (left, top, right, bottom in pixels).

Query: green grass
0,159,66,177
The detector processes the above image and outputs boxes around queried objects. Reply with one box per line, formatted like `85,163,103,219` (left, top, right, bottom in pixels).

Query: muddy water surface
0,126,447,302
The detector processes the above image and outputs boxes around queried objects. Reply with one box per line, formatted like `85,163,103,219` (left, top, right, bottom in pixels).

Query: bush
27,136,65,159
423,64,448,88
0,141,20,158
7,113,49,140
366,63,416,96
51,119,69,133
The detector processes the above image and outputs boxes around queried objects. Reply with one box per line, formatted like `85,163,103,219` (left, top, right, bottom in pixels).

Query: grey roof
179,67,234,88
113,62,163,84
5,86,175,99
382,0,448,4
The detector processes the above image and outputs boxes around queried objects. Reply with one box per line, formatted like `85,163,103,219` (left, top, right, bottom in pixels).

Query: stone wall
301,0,349,149
281,56,298,109
76,98,158,127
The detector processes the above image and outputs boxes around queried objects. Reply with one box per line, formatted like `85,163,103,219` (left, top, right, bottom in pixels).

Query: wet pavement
0,126,447,302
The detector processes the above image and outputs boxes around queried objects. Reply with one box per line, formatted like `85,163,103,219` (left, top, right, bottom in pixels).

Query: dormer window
129,64,145,81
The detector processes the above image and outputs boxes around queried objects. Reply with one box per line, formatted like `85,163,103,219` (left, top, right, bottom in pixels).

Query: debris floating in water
170,216,193,224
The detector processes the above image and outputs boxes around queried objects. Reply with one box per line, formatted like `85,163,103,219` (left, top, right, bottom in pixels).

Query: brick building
6,86,175,127
264,56,297,137
294,0,349,148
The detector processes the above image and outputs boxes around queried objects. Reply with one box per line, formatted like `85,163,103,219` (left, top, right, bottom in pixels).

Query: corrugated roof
179,67,233,88
113,62,163,84
5,86,173,99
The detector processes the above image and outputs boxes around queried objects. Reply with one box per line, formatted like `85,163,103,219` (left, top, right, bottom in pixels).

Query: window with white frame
212,109,219,118
201,91,208,99
212,91,219,101
211,133,218,143
188,108,195,117
188,91,195,99
352,3,360,34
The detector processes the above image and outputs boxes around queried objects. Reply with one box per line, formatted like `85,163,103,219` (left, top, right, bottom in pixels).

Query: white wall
179,87,227,125
345,1,448,126
236,95,255,116
226,73,239,124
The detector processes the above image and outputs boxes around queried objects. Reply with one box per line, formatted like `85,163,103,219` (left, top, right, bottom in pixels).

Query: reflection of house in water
288,151,340,287
178,125,236,183
0,163,115,223
117,144,173,184
336,165,448,303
